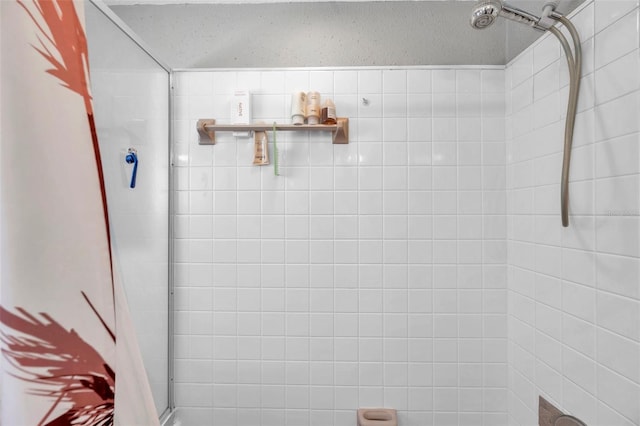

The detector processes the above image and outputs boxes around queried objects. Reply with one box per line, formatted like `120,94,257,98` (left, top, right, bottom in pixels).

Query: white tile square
358,167,383,191
597,291,639,341
458,92,481,117
595,50,640,105
596,133,640,178
383,168,408,191
407,117,432,142
432,94,456,118
334,240,358,264
534,35,561,74
432,117,457,141
335,264,357,289
433,167,457,191
261,215,285,239
310,70,334,94
383,69,407,93
457,70,481,93
563,248,595,287
259,71,285,93
407,69,432,93
383,118,408,142
383,94,407,118
333,215,357,240
287,191,310,215
597,365,640,423
309,240,334,264
596,216,640,257
432,70,456,93
594,7,639,69
383,240,408,264
596,175,639,215
358,215,382,239
334,70,358,94
358,70,382,93
482,70,505,93
594,0,637,33
284,71,310,93
309,191,333,215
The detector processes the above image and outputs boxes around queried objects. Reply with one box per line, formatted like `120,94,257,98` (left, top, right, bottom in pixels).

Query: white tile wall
171,3,640,425
506,1,640,425
173,66,507,426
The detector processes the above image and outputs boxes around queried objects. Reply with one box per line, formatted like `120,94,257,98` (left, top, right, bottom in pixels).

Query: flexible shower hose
547,14,582,227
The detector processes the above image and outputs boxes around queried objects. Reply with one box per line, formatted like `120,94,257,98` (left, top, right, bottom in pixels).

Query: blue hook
125,148,138,189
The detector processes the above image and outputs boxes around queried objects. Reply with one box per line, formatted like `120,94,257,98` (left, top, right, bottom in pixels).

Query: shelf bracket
332,117,349,144
197,119,216,145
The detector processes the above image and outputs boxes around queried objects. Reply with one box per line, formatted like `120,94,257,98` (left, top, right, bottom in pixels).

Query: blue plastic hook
125,148,138,189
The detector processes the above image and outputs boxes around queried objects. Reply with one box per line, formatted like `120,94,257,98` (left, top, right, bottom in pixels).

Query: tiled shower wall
505,1,640,425
172,67,507,425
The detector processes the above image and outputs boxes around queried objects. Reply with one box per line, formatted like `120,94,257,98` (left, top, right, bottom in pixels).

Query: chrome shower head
470,0,544,30
470,1,502,30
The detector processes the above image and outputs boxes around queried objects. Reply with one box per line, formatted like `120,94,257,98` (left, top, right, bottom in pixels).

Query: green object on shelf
273,122,279,176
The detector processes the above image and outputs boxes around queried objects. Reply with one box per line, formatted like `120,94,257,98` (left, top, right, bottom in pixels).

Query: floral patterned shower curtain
0,1,159,424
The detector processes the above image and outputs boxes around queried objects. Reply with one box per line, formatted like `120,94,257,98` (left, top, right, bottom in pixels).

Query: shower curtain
0,1,158,424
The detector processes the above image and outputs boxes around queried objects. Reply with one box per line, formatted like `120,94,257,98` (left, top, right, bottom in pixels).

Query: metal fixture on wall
470,0,582,227
125,148,139,189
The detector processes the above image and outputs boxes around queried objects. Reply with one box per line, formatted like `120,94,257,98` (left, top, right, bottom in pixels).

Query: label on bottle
253,131,269,165
306,91,321,122
307,104,320,117
322,106,336,124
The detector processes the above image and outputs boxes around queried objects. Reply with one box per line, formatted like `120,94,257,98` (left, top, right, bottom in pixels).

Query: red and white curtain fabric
0,1,158,424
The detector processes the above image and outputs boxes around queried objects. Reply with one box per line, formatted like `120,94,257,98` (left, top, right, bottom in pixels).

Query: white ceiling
107,0,585,68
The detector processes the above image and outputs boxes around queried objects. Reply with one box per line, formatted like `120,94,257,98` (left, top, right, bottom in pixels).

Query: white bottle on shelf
291,91,306,125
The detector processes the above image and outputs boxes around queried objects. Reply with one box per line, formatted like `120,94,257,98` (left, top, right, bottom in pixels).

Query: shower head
470,1,502,30
470,0,544,30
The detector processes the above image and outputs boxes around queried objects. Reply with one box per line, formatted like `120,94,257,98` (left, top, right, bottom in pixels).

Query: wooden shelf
196,118,349,145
